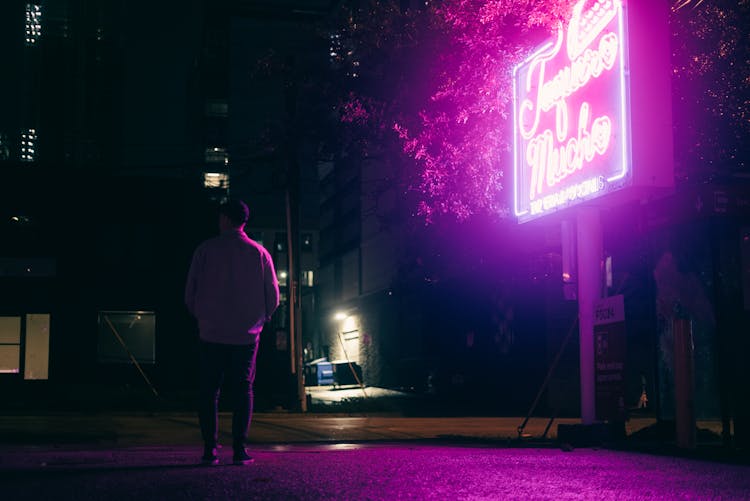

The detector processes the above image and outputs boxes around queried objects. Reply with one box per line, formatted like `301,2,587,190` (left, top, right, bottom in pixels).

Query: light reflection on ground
2,443,749,500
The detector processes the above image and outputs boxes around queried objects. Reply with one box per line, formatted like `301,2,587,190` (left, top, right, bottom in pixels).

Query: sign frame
512,0,673,223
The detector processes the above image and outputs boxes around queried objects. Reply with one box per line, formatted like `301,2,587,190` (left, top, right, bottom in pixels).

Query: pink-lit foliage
335,1,577,222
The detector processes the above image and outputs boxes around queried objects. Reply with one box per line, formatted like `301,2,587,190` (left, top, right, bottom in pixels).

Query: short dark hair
219,199,249,226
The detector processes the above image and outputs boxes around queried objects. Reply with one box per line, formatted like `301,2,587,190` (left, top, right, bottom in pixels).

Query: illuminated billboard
513,0,673,223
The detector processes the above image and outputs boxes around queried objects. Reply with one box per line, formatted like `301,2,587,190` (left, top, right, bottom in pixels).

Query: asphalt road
0,412,746,499
2,443,750,500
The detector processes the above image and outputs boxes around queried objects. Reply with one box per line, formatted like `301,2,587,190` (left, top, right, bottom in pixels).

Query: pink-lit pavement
1,413,749,499
2,443,750,500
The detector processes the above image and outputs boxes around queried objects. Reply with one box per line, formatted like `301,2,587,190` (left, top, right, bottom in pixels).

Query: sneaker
232,448,254,465
201,447,219,466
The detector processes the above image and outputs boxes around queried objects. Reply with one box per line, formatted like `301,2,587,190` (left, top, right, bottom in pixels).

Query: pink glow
514,0,630,222
385,1,576,222
526,102,612,201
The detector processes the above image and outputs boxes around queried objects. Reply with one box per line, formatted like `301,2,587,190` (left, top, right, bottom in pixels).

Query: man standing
185,199,280,465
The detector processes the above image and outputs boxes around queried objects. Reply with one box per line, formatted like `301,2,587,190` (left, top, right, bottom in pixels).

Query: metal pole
285,187,306,412
576,207,602,425
295,278,306,412
285,190,296,376
674,314,695,448
282,53,306,413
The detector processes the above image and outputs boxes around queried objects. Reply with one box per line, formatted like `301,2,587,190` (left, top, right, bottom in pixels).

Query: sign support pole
576,206,603,424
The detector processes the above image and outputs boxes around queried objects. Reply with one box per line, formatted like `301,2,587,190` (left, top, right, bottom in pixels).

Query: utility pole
284,55,306,412
285,188,306,412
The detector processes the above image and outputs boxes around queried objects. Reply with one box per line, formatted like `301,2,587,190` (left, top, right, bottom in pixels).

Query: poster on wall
593,294,626,421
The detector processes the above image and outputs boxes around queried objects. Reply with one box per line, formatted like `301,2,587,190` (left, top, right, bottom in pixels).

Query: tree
670,0,750,182
327,0,749,223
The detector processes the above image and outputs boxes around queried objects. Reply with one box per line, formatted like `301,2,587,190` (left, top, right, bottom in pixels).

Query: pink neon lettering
541,33,619,116
520,33,618,140
519,31,563,141
527,103,611,201
519,6,619,200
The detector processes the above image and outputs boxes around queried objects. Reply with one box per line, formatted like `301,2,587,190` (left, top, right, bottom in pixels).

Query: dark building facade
0,1,245,406
1,0,128,397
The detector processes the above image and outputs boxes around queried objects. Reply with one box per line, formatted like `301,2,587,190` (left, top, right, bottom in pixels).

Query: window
25,4,42,46
204,147,228,165
24,314,49,380
20,128,37,162
0,315,50,378
302,270,314,287
0,317,21,374
203,172,229,189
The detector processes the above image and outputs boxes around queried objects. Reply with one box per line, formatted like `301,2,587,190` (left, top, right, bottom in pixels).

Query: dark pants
199,340,258,450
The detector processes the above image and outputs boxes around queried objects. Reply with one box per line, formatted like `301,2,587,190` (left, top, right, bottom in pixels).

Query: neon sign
513,0,630,222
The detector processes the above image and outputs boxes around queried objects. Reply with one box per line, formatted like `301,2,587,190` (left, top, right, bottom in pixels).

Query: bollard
673,316,695,448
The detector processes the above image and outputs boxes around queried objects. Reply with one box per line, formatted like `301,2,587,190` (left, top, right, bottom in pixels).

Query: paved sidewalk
0,386,731,463
0,412,581,448
0,410,725,448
